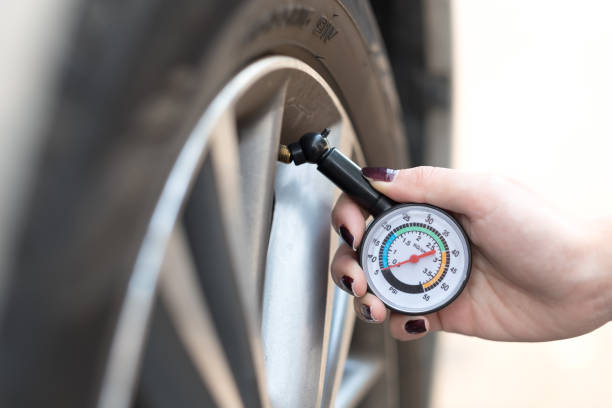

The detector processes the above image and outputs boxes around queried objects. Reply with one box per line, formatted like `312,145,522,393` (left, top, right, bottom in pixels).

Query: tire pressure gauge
279,129,471,315
360,204,470,314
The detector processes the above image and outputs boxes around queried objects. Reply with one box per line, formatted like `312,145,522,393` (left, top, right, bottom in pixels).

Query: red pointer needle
381,249,436,271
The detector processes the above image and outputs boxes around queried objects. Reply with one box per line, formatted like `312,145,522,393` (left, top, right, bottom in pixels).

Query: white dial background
360,205,470,314
385,231,441,286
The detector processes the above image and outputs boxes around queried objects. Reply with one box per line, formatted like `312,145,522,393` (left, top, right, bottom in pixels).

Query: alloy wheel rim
98,56,386,408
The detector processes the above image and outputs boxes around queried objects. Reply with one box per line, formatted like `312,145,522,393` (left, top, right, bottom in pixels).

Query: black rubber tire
0,0,408,406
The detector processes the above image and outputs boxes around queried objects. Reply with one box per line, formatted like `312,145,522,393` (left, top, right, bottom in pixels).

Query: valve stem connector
277,144,292,163
287,128,330,165
278,128,395,217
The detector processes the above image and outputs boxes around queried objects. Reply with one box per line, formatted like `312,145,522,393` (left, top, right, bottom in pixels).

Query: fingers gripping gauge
279,129,471,315
360,204,470,314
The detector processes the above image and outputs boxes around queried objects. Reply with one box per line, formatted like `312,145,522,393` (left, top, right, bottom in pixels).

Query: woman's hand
330,166,612,342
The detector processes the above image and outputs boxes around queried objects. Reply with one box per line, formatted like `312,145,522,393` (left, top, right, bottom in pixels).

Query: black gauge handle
317,148,395,217
285,129,396,217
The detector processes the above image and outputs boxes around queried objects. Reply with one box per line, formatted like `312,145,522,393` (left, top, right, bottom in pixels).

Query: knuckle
404,166,441,202
409,166,439,188
330,251,344,276
330,194,350,227
330,250,343,271
330,204,342,228
331,250,356,276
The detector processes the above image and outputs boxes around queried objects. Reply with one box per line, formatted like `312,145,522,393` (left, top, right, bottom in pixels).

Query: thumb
362,166,490,218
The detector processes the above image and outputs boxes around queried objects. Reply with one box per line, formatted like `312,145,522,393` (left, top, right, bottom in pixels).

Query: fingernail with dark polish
339,225,354,249
404,319,427,334
341,275,354,295
362,167,398,182
360,304,376,322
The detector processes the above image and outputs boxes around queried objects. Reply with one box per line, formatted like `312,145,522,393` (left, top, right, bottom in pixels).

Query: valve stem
277,144,292,163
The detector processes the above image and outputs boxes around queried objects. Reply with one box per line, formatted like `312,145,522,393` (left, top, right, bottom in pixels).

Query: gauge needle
381,250,436,270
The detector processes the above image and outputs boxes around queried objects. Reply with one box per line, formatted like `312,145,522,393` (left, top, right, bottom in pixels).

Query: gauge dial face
360,204,471,315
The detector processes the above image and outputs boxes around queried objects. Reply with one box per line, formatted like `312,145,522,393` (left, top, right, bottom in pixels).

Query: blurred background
432,1,612,407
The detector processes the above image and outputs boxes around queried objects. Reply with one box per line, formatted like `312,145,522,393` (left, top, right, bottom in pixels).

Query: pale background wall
430,1,612,407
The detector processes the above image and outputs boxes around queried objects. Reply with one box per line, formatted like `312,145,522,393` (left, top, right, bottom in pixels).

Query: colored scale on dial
360,204,471,315
379,223,450,293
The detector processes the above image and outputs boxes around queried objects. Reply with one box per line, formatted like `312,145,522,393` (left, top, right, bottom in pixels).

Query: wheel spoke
136,296,219,408
334,355,385,408
261,158,338,406
159,225,243,407
182,111,269,407
321,287,355,406
236,84,288,309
